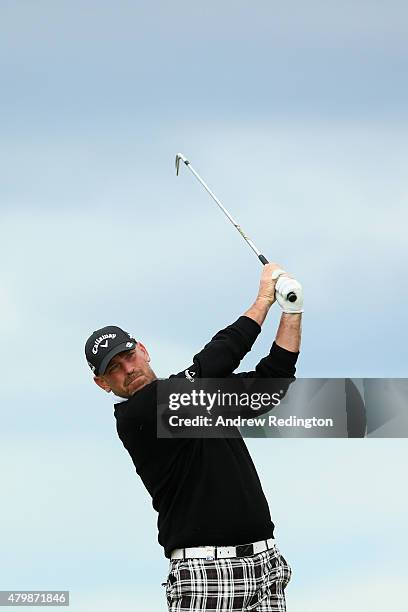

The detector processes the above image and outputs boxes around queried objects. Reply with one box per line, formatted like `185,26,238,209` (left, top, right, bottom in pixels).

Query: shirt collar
113,394,128,404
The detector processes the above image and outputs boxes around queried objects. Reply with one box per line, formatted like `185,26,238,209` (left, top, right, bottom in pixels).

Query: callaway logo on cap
85,325,136,376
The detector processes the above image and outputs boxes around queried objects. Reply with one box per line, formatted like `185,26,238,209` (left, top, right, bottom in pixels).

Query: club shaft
184,162,266,262
176,154,298,303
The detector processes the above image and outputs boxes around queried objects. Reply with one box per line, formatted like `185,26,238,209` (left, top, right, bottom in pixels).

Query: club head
175,153,189,176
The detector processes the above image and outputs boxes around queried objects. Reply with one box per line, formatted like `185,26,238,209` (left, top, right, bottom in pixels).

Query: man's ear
94,376,112,393
136,341,151,362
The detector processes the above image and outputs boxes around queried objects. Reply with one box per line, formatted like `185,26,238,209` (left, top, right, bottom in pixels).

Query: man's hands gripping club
257,264,304,313
245,263,303,325
244,263,303,352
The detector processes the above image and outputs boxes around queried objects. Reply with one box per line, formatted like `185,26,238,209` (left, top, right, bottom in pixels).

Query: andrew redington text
168,415,334,429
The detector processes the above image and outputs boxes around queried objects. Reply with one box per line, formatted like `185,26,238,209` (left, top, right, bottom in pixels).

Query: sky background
1,1,407,610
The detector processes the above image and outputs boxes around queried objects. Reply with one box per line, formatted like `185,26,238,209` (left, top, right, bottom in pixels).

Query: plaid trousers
164,544,292,611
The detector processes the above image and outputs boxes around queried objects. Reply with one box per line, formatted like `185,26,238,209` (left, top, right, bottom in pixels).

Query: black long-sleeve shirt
114,316,299,558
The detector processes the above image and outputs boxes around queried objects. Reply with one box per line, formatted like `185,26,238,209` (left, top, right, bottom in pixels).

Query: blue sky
1,2,407,610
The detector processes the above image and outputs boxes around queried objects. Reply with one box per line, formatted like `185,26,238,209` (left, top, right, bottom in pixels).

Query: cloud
1,1,407,53
1,116,407,394
0,284,19,335
59,588,166,612
289,571,407,612
250,439,408,555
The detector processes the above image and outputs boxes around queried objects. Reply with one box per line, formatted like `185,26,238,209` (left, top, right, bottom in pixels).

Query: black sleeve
232,341,299,379
227,342,299,418
170,315,261,379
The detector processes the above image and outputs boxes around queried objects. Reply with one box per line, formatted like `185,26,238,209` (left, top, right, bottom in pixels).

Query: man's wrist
281,312,302,320
275,312,302,352
243,297,272,326
255,296,274,310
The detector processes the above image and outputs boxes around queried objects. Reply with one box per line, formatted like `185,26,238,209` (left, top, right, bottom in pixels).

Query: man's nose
123,360,136,375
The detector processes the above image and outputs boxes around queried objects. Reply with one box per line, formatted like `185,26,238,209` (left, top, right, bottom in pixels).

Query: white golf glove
275,274,304,313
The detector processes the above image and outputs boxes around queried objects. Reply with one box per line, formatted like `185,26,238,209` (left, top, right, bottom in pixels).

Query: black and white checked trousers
164,544,292,611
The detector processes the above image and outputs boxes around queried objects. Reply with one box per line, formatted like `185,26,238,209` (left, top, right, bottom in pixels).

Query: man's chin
127,377,147,395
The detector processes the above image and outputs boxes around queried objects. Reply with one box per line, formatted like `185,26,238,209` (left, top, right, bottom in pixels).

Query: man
85,263,303,611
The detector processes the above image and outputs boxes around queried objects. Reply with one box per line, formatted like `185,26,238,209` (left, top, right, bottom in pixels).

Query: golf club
175,153,297,303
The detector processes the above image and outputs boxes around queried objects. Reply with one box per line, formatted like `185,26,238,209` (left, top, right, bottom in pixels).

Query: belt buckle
204,546,215,560
236,543,254,557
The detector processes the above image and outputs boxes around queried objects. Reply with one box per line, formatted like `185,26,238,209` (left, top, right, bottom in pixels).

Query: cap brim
98,341,136,376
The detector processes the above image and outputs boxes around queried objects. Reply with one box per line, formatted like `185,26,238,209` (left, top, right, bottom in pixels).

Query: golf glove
275,276,304,313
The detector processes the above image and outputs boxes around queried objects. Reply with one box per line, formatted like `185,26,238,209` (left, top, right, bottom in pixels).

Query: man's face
94,342,156,398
